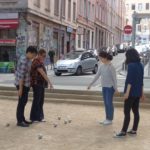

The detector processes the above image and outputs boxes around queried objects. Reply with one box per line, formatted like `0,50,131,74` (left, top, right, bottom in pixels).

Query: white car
54,51,98,76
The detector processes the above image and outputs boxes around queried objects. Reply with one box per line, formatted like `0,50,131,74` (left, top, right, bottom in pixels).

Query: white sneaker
99,120,112,125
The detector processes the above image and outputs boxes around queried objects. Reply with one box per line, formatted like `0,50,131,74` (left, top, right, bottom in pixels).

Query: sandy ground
0,100,150,150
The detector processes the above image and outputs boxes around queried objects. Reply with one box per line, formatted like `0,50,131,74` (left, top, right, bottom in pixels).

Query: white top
90,63,117,90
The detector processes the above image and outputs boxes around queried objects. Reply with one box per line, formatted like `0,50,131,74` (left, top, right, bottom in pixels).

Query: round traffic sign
124,25,132,34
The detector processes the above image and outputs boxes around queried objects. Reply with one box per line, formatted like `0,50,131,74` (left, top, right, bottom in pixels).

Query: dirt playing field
0,100,150,150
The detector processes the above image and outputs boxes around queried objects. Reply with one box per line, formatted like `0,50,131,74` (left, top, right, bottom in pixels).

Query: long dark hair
125,48,140,64
99,51,113,61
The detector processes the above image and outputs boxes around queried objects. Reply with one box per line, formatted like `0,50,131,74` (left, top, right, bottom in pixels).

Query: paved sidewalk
0,100,150,150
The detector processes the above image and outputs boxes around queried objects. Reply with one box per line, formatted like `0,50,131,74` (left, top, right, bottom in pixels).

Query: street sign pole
132,11,136,48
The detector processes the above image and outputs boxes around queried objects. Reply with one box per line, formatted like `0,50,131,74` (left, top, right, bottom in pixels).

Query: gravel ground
0,100,150,150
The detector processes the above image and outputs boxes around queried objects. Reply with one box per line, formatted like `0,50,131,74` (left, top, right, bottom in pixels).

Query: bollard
122,62,127,71
148,59,150,76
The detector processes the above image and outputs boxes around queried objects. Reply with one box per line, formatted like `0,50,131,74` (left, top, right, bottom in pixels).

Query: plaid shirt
15,55,31,87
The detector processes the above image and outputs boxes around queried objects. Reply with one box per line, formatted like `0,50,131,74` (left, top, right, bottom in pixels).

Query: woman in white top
87,51,118,125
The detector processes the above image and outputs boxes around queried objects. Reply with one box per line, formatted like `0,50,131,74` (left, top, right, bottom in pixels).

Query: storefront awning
0,19,19,29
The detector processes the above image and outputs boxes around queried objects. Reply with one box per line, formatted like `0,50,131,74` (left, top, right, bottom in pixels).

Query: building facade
0,0,77,61
0,0,125,63
125,0,150,44
76,0,126,50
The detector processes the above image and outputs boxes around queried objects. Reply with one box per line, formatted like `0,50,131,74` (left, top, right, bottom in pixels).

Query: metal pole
132,11,136,48
148,58,150,76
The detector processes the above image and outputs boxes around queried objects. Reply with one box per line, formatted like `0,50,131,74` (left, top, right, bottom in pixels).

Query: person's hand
49,84,54,90
124,93,129,100
87,85,91,90
140,94,145,102
114,89,120,96
18,89,23,97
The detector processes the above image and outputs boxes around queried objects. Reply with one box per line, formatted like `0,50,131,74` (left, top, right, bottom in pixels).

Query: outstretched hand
87,85,91,90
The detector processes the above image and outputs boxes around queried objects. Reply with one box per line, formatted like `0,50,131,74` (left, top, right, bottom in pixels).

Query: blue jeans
102,87,115,120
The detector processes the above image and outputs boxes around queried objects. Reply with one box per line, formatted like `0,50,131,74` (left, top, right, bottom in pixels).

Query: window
137,25,141,32
92,4,94,20
54,0,59,16
138,3,142,11
146,3,149,10
0,0,18,2
84,0,87,18
126,4,129,11
131,4,135,10
68,0,71,20
0,29,16,39
83,29,86,48
78,34,81,48
45,0,50,11
73,2,76,22
79,0,83,15
34,0,40,7
96,3,98,18
144,25,147,32
62,0,66,18
88,1,91,19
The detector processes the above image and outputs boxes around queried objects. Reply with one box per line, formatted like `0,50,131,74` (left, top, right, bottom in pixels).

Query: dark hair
26,46,37,54
125,48,140,64
38,49,46,55
99,51,113,61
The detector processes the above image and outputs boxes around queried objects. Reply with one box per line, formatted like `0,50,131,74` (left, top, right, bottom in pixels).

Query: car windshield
65,51,82,60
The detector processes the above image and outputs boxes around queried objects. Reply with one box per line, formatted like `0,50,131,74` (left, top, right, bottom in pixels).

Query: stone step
0,95,149,108
0,90,138,102
0,86,150,98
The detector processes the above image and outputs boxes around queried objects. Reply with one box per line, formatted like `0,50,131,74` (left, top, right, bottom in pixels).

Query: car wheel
92,65,98,74
55,72,61,76
76,66,82,75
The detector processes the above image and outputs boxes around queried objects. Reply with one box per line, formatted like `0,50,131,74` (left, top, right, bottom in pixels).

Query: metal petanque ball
68,120,72,123
64,120,68,124
38,134,43,140
58,117,61,120
53,123,58,128
6,123,10,127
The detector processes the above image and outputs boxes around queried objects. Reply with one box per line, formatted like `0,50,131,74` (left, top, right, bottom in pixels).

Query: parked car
99,46,108,52
87,49,99,61
54,51,98,76
111,45,118,56
116,43,126,53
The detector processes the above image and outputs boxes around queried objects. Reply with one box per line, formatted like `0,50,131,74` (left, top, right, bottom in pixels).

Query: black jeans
16,86,30,123
122,97,140,133
30,85,45,121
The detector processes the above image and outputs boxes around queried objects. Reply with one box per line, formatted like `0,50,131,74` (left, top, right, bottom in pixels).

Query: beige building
76,0,126,50
125,0,150,43
0,0,126,62
0,0,77,60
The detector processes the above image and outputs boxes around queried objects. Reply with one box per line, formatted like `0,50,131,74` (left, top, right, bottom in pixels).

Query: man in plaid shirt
15,46,37,127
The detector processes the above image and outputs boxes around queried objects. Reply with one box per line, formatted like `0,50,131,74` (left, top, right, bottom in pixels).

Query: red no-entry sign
124,25,132,34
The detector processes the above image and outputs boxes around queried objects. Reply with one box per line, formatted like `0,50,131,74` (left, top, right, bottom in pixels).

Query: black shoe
114,131,126,138
17,122,29,127
127,130,137,135
24,120,32,124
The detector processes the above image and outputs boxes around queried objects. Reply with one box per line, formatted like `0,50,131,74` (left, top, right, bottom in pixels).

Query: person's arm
87,65,101,89
110,65,118,92
124,64,134,100
37,68,53,89
124,84,131,100
18,60,26,97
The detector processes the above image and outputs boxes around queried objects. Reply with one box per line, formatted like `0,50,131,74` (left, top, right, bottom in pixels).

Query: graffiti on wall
28,22,39,46
40,26,53,53
16,15,28,58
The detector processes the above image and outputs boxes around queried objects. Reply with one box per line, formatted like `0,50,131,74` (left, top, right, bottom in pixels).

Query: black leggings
122,97,140,133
